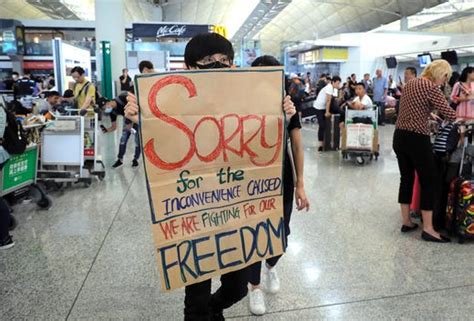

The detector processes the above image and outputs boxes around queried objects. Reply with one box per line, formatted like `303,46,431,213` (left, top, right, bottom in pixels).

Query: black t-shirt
119,75,133,92
14,78,36,96
284,113,302,199
109,93,128,122
348,80,357,97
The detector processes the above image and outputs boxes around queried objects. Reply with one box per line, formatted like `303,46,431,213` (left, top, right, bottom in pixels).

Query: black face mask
196,61,230,69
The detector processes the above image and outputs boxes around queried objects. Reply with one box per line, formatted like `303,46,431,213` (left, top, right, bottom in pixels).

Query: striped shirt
433,122,455,154
396,78,456,136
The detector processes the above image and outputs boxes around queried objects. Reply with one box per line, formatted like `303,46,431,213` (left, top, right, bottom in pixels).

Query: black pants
248,197,294,285
315,109,326,141
248,168,295,286
184,268,249,321
0,197,11,242
393,129,437,210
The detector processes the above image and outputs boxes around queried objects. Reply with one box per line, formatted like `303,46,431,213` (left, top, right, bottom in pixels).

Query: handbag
450,82,462,110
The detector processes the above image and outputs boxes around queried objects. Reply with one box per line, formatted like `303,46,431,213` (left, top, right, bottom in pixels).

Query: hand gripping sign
136,68,286,291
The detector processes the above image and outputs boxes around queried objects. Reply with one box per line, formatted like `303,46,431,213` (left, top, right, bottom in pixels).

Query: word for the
158,217,285,290
176,167,244,194
143,75,283,170
176,170,203,194
216,167,244,184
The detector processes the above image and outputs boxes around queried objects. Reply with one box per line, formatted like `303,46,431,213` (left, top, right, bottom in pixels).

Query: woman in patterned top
393,60,456,243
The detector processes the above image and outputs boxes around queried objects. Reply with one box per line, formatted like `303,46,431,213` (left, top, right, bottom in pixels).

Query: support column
400,16,409,31
95,0,126,98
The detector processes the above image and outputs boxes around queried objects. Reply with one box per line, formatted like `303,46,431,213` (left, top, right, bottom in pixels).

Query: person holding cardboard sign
247,55,310,316
125,33,297,321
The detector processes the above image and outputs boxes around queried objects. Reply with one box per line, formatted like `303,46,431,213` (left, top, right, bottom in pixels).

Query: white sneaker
249,288,266,315
265,266,280,294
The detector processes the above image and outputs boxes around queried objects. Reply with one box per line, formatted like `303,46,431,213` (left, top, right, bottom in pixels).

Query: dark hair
63,89,74,98
355,82,366,88
351,73,356,77
71,66,85,75
122,68,128,72
332,76,341,83
138,60,154,73
405,67,417,77
12,71,19,77
459,66,474,83
44,91,60,98
320,73,326,78
184,33,234,69
97,97,109,108
251,55,281,67
449,71,460,88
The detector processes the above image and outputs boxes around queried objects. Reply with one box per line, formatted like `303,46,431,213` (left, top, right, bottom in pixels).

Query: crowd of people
1,31,473,321
0,72,56,96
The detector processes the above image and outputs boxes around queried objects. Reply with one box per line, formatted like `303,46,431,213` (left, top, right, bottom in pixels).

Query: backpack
73,81,101,108
0,106,27,155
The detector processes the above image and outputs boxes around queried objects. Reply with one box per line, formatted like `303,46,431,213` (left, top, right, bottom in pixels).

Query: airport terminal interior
0,0,473,320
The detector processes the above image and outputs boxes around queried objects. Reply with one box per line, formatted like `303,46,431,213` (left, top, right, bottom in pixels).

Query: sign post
136,68,286,291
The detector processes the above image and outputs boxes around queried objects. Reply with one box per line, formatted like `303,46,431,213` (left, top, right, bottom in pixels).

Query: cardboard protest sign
136,68,286,291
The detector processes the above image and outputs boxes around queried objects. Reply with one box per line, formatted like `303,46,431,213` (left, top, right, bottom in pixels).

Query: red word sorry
144,75,283,170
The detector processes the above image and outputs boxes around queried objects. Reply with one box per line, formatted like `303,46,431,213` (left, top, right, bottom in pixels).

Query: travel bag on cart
0,106,27,155
446,133,474,243
300,96,317,121
324,114,340,151
301,106,317,120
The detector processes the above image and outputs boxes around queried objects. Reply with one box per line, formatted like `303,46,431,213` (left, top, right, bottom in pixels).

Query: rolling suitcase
446,133,474,243
324,114,340,151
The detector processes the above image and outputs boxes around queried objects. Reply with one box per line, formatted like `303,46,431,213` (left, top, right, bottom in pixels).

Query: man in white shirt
350,83,373,110
340,83,373,130
313,76,341,152
34,91,61,115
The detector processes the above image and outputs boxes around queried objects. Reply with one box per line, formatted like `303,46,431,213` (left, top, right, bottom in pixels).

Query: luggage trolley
80,110,106,181
0,95,52,209
0,144,52,210
341,106,380,165
37,112,105,188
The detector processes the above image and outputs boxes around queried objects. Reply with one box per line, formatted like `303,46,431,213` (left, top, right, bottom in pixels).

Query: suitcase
301,106,317,119
446,134,474,243
324,114,340,151
446,178,474,243
300,97,317,122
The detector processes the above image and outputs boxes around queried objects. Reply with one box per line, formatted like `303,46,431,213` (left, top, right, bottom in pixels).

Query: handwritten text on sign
137,68,285,291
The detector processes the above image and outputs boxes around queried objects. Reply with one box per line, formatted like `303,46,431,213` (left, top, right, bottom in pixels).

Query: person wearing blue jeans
372,69,388,125
112,121,140,168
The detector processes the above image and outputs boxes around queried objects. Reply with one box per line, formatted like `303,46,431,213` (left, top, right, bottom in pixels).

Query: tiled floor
1,123,473,321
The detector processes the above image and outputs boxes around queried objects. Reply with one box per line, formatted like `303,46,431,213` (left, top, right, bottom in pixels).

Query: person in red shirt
393,59,456,243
